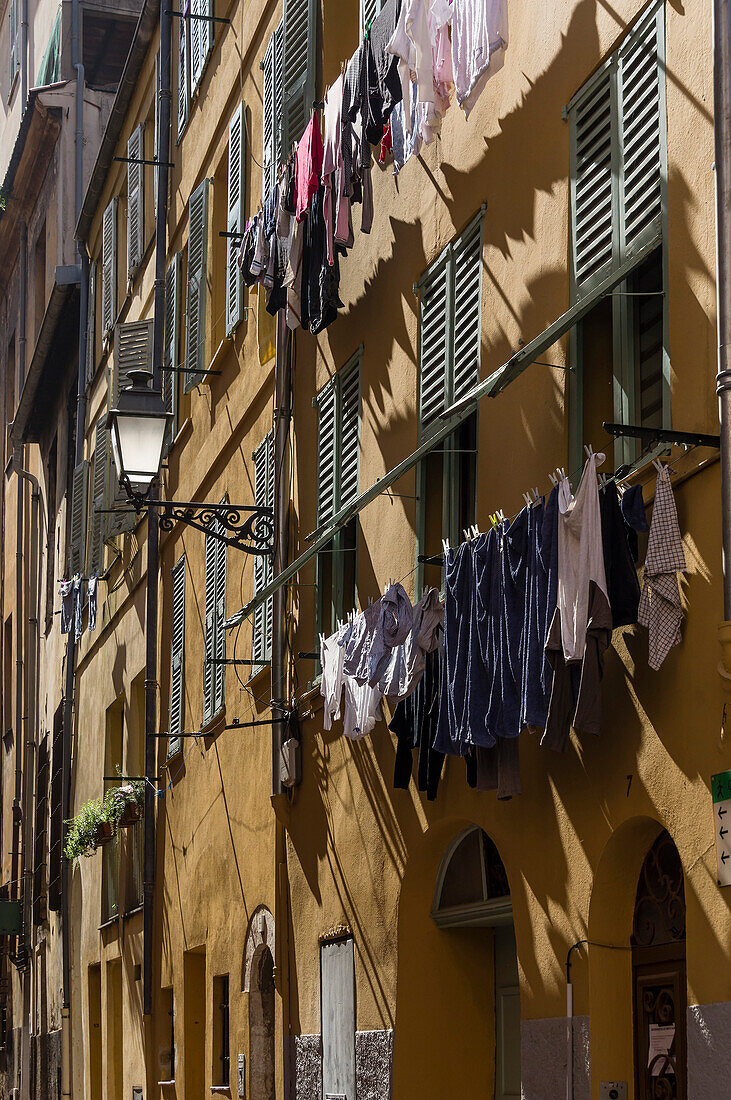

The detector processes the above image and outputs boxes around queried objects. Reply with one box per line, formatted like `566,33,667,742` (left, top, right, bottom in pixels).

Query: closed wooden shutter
101,200,117,337
89,420,109,576
282,0,317,152
418,258,449,434
339,357,360,510
190,0,213,94
163,253,181,448
320,938,356,1100
262,23,283,198
184,178,209,391
85,260,97,387
252,434,274,666
169,555,186,756
226,103,245,335
177,13,189,138
127,123,145,278
213,520,227,714
316,382,337,525
113,319,154,404
69,460,90,576
203,524,217,723
452,214,483,406
618,4,664,259
571,65,614,290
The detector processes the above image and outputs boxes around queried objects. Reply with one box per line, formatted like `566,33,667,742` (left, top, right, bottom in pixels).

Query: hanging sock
59,580,73,635
88,575,98,632
73,575,85,642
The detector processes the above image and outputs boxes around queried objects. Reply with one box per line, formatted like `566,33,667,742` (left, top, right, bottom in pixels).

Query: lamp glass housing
110,412,167,491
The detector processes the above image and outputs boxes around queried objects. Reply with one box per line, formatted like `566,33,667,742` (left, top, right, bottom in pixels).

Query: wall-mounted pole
270,310,290,798
714,0,731,618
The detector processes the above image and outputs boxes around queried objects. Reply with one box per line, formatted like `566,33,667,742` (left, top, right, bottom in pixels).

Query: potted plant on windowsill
108,781,145,828
64,797,115,860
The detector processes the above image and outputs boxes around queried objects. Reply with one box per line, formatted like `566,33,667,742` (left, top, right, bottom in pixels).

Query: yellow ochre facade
0,0,730,1098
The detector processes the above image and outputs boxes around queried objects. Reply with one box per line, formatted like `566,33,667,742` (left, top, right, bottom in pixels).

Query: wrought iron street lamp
106,371,274,555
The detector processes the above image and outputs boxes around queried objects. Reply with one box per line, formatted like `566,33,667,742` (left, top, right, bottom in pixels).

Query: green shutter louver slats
339,360,360,510
169,555,186,756
572,66,614,288
213,514,227,714
89,421,109,575
177,13,189,137
203,524,217,724
127,123,145,278
419,261,449,431
317,383,337,524
113,319,154,404
184,178,209,391
85,261,96,388
190,0,213,94
273,20,284,168
10,0,19,79
263,433,274,656
282,0,316,152
163,254,181,448
101,200,117,337
262,34,276,198
226,103,245,335
619,9,662,256
452,219,483,405
69,461,90,577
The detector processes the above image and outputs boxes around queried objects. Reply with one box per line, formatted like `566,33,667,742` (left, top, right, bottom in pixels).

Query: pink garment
295,112,324,222
451,0,508,116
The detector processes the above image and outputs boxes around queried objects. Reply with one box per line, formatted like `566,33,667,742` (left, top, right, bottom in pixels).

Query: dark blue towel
498,509,530,738
468,533,497,748
434,542,474,756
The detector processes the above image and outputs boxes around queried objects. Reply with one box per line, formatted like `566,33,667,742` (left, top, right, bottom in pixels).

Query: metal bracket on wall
602,422,721,449
114,156,175,167
166,8,230,22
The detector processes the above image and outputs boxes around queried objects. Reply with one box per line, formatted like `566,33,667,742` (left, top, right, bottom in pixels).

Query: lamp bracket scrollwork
148,500,274,556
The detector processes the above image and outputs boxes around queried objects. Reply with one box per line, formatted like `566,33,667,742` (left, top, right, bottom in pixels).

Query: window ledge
201,708,226,740
210,1089,231,1096
123,903,143,921
98,913,120,931
247,663,271,689
158,1081,175,1088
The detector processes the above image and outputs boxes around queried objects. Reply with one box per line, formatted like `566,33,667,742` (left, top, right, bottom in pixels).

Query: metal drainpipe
714,0,731,619
271,310,290,798
143,0,172,1018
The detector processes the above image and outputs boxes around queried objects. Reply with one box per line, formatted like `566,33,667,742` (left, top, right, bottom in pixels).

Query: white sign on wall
712,770,731,887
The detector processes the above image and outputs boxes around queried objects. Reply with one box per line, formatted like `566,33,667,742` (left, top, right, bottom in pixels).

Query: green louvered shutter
316,382,337,524
85,260,96,388
571,65,614,293
9,0,18,79
163,254,181,449
89,420,109,575
184,178,209,391
451,214,483,407
252,435,273,667
418,258,449,437
101,200,117,337
282,0,317,152
127,123,145,278
226,103,245,335
69,461,90,576
262,23,283,198
618,3,664,262
339,357,360,511
177,13,189,138
113,319,154,404
203,522,217,724
169,555,186,756
213,517,227,714
190,0,213,94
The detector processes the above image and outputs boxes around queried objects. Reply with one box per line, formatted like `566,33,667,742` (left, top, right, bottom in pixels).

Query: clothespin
463,528,471,543
532,487,540,502
442,538,450,555
558,468,566,482
471,524,480,539
523,492,532,507
548,473,558,487
584,443,594,460
498,509,506,523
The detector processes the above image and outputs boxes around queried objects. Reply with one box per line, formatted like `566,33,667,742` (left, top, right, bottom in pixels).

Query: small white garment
320,628,346,730
386,0,436,132
451,0,508,116
556,452,609,662
343,677,383,740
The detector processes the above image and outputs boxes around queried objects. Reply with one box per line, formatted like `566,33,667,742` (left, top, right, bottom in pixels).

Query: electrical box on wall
600,1084,627,1100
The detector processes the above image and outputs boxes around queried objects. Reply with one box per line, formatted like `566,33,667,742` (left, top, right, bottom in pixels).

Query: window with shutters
9,0,20,88
168,555,186,757
203,508,227,724
48,703,63,911
315,352,360,642
177,9,190,139
33,735,49,926
101,199,117,339
127,123,145,279
282,0,317,154
226,103,246,335
69,460,90,577
415,214,482,594
252,432,274,670
184,178,210,391
85,260,97,388
262,20,283,199
190,0,214,96
163,253,182,451
568,0,668,469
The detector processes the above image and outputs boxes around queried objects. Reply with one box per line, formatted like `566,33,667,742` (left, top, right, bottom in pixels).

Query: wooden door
494,924,521,1100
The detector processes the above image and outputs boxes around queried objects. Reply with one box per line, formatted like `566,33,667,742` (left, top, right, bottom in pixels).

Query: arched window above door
431,827,512,928
632,828,686,950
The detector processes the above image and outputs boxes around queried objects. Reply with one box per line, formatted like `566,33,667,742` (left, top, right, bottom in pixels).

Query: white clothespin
584,443,594,460
523,492,532,507
548,472,558,487
498,509,506,523
442,538,450,555
463,528,471,543
471,524,480,539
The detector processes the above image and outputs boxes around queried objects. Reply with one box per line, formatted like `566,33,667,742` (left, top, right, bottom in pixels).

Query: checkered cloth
638,466,686,670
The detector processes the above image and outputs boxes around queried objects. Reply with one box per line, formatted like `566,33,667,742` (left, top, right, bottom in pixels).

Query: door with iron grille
631,830,687,1099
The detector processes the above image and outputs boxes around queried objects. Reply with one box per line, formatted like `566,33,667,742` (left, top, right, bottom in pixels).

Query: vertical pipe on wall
143,0,173,1018
271,310,291,798
20,0,27,108
714,0,731,618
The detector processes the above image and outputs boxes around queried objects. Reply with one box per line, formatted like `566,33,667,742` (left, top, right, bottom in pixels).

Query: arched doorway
431,827,521,1099
248,945,275,1100
631,829,687,1099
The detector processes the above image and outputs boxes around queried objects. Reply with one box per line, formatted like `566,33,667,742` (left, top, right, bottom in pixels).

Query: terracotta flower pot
95,821,114,846
118,802,142,828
